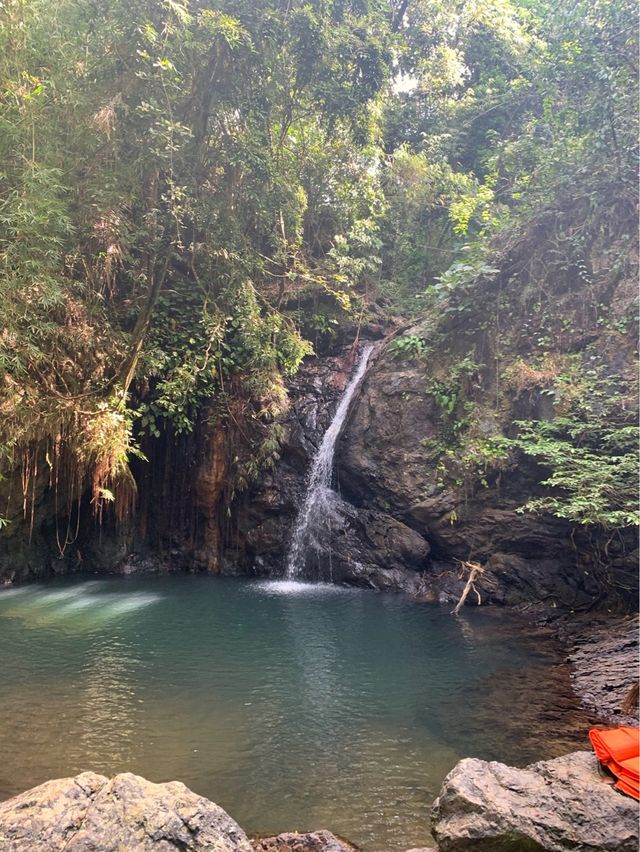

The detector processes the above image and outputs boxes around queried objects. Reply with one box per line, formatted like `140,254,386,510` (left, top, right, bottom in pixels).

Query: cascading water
285,343,374,580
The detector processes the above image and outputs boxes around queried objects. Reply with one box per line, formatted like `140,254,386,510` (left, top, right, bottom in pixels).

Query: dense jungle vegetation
0,0,637,546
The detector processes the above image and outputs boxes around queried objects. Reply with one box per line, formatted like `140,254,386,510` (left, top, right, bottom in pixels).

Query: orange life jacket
589,726,640,801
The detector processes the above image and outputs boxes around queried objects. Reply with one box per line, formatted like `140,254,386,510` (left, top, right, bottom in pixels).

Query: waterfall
285,343,375,580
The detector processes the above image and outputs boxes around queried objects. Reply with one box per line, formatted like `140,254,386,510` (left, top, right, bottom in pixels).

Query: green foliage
426,354,482,430
512,418,639,529
380,0,638,547
432,250,500,296
424,434,511,491
389,334,428,360
0,0,393,512
378,0,638,318
235,423,286,492
0,0,636,537
500,352,639,530
422,337,637,533
378,148,503,311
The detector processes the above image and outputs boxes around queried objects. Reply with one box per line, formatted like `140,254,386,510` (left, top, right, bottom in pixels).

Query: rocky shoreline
0,750,638,852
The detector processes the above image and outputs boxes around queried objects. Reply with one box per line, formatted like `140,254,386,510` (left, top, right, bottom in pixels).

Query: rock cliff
226,342,431,590
1,229,636,613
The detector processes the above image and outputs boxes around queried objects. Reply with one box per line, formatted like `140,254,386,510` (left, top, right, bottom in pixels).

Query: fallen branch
451,560,484,615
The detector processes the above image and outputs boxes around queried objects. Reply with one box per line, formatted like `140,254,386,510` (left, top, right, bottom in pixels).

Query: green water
0,575,586,850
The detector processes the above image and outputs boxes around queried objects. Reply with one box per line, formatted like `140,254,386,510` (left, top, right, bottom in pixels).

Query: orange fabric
589,726,639,763
589,726,640,801
617,756,640,783
615,777,640,799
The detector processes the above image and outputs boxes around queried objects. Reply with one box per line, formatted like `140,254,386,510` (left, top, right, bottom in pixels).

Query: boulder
315,498,430,590
0,771,252,851
251,830,356,851
431,750,639,851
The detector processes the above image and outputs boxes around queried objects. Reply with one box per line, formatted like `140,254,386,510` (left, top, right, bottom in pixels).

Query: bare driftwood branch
451,560,484,615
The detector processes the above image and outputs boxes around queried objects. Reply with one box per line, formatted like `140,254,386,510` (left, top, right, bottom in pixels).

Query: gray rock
569,616,639,725
316,497,429,590
251,830,356,851
431,750,639,851
229,346,432,588
0,771,252,851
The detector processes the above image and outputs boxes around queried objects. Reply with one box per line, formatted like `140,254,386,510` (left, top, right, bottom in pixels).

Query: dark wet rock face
2,330,634,611
569,616,639,725
431,751,639,852
227,347,358,577
228,339,636,608
301,496,430,590
333,344,636,609
0,771,252,851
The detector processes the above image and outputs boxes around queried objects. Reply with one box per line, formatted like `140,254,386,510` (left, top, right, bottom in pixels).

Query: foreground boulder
0,771,252,851
432,751,639,851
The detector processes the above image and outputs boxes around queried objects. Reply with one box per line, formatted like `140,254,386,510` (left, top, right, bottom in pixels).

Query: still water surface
0,575,586,850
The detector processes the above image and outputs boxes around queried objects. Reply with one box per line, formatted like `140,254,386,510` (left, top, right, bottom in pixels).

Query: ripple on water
101,594,164,616
250,579,359,596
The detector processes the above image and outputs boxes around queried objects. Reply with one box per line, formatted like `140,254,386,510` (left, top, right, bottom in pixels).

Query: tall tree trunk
195,412,228,573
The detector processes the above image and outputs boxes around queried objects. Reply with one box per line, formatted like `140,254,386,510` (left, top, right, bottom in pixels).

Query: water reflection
77,639,140,765
0,582,162,633
281,588,340,712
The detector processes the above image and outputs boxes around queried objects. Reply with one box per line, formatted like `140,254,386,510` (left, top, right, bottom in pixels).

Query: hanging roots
3,398,138,558
81,403,138,524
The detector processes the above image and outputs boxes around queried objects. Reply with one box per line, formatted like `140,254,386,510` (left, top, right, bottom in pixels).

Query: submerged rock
431,750,639,851
0,771,252,851
251,830,356,851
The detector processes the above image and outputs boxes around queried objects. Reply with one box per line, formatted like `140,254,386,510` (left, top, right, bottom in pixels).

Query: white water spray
285,343,374,580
